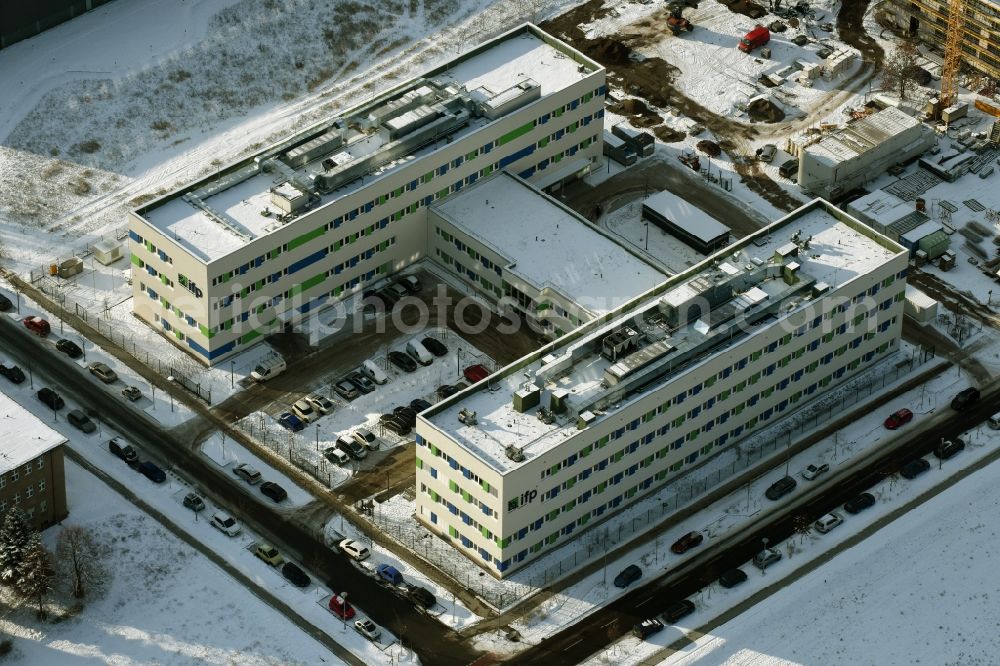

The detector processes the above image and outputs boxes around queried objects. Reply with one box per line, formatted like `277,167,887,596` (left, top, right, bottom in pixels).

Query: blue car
137,461,166,483
376,563,404,585
279,412,304,432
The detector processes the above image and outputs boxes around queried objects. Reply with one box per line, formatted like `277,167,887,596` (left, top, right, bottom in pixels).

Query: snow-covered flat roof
905,284,937,309
0,391,66,475
432,173,667,316
807,107,920,166
643,190,730,243
425,199,904,474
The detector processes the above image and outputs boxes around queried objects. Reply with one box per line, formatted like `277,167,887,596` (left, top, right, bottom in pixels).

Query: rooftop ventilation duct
513,384,541,413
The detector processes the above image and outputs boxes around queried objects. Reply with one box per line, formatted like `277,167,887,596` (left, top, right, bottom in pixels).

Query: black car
843,492,876,514
900,457,931,479
388,351,417,373
951,387,980,410
281,562,311,587
55,338,82,358
632,618,664,639
718,568,748,588
67,409,97,433
613,564,642,588
410,398,433,412
421,336,448,357
349,372,376,394
393,405,417,427
377,287,400,306
36,387,65,410
333,379,360,401
0,294,12,311
108,436,138,463
138,461,166,483
405,584,435,608
260,481,288,503
662,599,695,623
436,384,459,400
0,363,25,384
764,475,797,501
380,414,411,436
933,437,965,460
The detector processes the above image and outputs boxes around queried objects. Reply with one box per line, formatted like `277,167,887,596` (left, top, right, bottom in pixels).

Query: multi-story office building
0,392,69,531
128,24,606,365
427,172,667,338
415,199,908,577
889,0,1000,80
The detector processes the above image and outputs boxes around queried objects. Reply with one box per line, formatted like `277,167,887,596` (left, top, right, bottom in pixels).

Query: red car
328,593,355,620
883,408,913,430
463,364,490,383
22,316,51,337
670,531,704,554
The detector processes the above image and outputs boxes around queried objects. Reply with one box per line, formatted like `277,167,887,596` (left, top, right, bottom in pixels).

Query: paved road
0,315,481,666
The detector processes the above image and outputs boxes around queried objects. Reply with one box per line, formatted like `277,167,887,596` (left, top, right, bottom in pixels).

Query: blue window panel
297,294,328,314
539,113,550,124
332,216,343,229
364,202,374,213
550,486,560,498
161,320,172,332
497,559,510,572
185,315,195,326
462,467,472,479
430,467,437,479
430,512,437,524
627,464,638,476
187,338,234,360
468,172,478,184
498,144,535,168
409,179,419,190
461,512,472,526
533,518,543,530
255,256,265,267
129,230,142,243
415,434,425,445
597,108,605,118
569,99,579,110
449,458,459,470
423,195,433,207
147,288,158,300
240,312,249,322
481,504,491,516
519,166,536,179
447,502,458,515
271,271,282,283
348,210,358,220
538,158,550,170
598,85,608,96
516,550,527,562
157,249,168,262
612,472,624,484
479,548,491,561
270,295,282,307
334,265,343,275
518,527,528,539
554,129,565,140
454,180,463,192
568,146,578,156
287,249,327,274
365,249,374,260
482,142,493,153
643,433,654,444
365,270,375,281
460,536,472,548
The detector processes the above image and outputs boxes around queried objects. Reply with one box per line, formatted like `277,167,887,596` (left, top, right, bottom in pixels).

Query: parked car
900,457,931,479
0,293,11,311
951,387,980,410
210,511,242,536
361,359,389,385
397,275,421,294
801,463,829,481
137,461,166,483
753,547,782,570
121,385,142,402
282,562,311,587
333,379,360,401
375,563,404,585
291,399,317,424
387,282,409,301
379,414,411,436
36,387,65,410
233,463,262,484
278,412,305,432
765,475,797,500
339,538,370,561
757,143,777,163
934,437,965,460
662,599,695,623
814,512,843,534
354,618,381,641
324,447,350,465
843,492,876,514
718,568,748,588
353,428,379,451
632,618,664,639
421,336,448,357
349,371,376,394
22,316,51,337
393,405,417,427
613,564,642,588
55,338,83,358
989,412,1000,430
66,409,97,433
328,592,356,619
306,393,335,415
183,492,206,512
436,384,459,400
778,157,798,179
108,436,138,463
670,531,704,554
254,543,284,567
87,362,118,384
410,398,433,412
463,364,490,383
404,584,435,608
388,351,417,373
884,408,914,430
0,363,25,384
260,481,288,503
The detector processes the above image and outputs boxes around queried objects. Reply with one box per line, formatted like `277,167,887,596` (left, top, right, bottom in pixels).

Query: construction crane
939,0,965,109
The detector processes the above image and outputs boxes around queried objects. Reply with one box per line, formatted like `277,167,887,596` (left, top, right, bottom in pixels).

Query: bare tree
880,40,921,100
14,534,53,620
56,526,105,599
793,514,812,544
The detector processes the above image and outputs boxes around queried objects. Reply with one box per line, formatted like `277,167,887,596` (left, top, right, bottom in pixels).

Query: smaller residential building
799,107,936,199
0,391,68,531
904,284,938,323
642,190,730,254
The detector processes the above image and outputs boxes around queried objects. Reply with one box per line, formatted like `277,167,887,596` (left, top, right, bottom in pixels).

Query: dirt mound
615,98,651,115
720,0,767,19
652,126,685,143
697,140,721,157
747,97,785,123
586,37,631,65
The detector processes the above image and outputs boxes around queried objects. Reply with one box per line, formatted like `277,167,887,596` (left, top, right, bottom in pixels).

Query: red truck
22,316,51,337
738,25,770,53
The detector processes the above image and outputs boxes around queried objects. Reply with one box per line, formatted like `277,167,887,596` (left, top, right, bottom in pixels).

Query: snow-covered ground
0,460,343,666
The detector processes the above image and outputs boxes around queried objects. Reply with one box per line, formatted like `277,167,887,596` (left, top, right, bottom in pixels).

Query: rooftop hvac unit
458,408,477,425
550,388,568,413
505,446,525,462
513,384,540,413
577,410,597,430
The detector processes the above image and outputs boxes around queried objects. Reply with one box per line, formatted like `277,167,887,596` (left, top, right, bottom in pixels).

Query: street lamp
644,221,649,251
167,376,175,412
230,360,235,388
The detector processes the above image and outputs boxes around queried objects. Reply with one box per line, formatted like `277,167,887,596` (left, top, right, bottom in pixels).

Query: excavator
666,0,697,35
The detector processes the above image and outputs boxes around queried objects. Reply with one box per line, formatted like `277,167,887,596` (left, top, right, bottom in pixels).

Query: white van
250,354,286,381
361,359,389,385
989,413,1000,430
406,339,433,366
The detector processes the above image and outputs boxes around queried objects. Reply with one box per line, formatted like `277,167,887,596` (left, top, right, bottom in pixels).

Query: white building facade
415,200,909,577
127,25,606,364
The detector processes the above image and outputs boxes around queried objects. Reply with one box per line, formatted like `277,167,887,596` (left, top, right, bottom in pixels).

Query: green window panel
393,210,404,221
482,165,493,176
379,194,388,204
334,240,343,250
160,298,170,309
537,137,550,148
552,153,563,163
449,480,459,493
421,171,434,183
223,320,233,330
547,509,559,521
239,329,262,345
546,533,558,545
174,330,184,340
670,461,683,472
626,487,637,498
466,150,477,161
481,526,491,539
448,526,459,538
580,444,593,457
704,375,716,388
580,513,590,525
497,121,534,146
461,490,472,503
268,248,282,260
437,188,449,199
144,241,155,253
130,254,144,268
290,272,326,296
531,542,543,553
199,324,215,339
480,480,490,492
160,274,169,285
416,457,423,469
178,274,188,286
394,186,404,197
430,489,439,501
286,226,326,252
565,478,576,490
